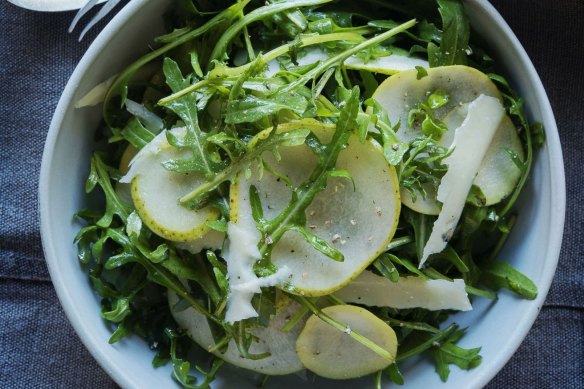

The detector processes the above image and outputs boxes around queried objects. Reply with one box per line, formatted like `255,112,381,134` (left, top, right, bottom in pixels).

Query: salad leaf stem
396,323,458,361
498,106,533,218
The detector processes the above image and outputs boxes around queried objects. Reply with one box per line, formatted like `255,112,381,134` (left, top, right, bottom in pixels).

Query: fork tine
69,0,100,33
78,0,122,41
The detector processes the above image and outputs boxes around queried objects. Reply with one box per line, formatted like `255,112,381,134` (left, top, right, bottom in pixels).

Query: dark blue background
0,1,582,387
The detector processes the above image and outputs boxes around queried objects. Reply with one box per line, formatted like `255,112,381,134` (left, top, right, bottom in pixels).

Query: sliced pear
231,124,400,296
169,290,306,375
266,48,428,77
335,270,471,311
372,65,523,214
420,95,505,267
372,65,501,143
400,182,441,216
120,128,219,242
296,304,397,379
401,105,524,214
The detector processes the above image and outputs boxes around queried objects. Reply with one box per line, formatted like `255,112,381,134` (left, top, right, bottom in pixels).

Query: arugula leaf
162,58,222,177
102,297,131,323
365,98,409,166
89,154,131,227
480,259,538,300
167,329,224,388
120,117,156,150
432,330,482,382
428,0,469,67
373,254,400,282
225,90,311,124
384,363,405,385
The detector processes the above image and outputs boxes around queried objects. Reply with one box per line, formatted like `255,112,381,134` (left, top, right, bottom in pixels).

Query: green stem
387,235,414,251
139,258,221,325
488,214,517,261
158,79,211,105
281,305,310,333
396,323,457,361
280,19,417,93
207,334,232,353
386,318,442,334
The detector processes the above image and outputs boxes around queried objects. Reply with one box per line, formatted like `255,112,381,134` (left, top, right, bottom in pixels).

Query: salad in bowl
40,0,564,388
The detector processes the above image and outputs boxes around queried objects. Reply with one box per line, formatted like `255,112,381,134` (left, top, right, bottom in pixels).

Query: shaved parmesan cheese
74,75,115,108
335,270,472,311
125,99,164,133
223,222,291,323
120,128,181,184
420,95,505,267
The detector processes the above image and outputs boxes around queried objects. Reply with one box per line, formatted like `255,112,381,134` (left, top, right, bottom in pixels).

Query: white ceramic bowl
40,1,565,388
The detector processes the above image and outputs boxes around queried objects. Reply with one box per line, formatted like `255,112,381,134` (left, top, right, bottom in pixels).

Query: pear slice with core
296,304,397,379
231,122,400,296
169,291,306,375
120,128,219,242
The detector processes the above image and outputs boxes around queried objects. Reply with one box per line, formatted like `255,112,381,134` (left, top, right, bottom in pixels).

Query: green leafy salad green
75,0,544,387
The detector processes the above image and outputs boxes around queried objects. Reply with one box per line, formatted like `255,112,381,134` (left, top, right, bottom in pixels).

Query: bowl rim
39,0,566,388
39,1,161,388
460,2,565,386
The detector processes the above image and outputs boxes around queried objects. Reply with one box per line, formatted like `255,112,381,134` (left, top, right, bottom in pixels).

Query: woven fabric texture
0,0,582,388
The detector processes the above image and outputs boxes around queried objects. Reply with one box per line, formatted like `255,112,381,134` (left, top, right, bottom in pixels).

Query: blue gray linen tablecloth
0,1,582,387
